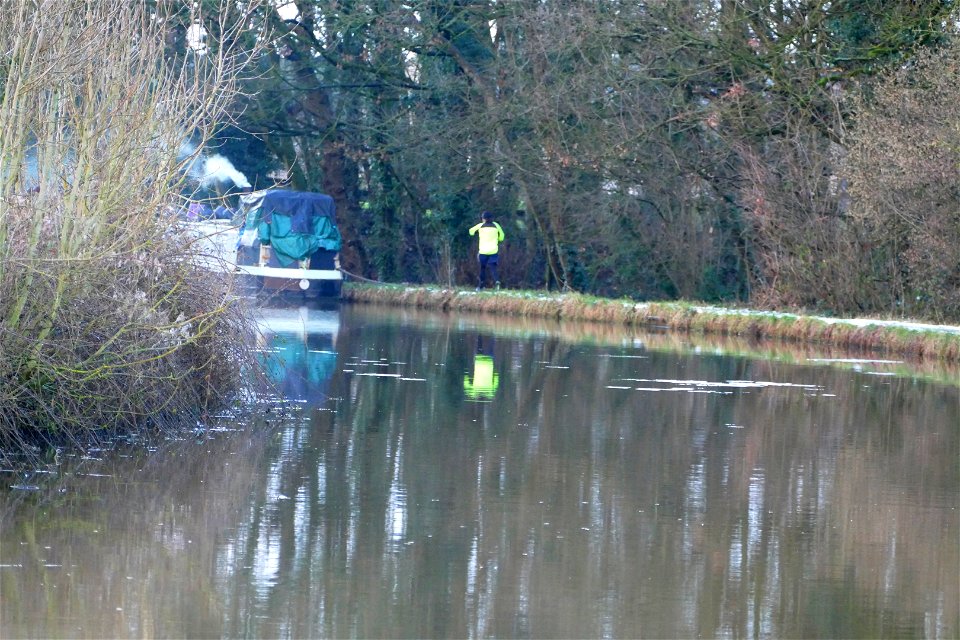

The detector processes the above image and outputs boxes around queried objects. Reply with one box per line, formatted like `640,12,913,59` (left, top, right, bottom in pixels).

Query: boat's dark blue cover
240,190,342,266
241,190,337,234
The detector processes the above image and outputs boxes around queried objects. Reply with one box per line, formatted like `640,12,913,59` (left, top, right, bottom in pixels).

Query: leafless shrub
844,40,960,321
0,0,261,450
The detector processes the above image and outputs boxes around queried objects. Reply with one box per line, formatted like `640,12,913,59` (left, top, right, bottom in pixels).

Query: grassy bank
342,284,960,362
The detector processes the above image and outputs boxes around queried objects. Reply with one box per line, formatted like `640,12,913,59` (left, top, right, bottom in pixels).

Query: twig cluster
0,0,261,452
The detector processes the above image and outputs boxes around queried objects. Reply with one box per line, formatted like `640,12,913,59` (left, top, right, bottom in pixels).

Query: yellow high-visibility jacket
468,221,504,255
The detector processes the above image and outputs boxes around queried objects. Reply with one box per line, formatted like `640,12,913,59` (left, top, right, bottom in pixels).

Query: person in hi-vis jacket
468,211,504,290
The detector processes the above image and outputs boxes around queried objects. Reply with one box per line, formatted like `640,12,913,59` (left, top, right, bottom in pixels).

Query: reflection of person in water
463,335,499,400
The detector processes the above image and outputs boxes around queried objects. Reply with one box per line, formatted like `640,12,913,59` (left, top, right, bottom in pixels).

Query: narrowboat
188,189,344,298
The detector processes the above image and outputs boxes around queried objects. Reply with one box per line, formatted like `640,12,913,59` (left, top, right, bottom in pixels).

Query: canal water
2,304,957,639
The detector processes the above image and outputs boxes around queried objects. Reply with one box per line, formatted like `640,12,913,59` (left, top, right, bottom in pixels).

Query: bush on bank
341,284,960,362
0,219,252,444
0,1,257,452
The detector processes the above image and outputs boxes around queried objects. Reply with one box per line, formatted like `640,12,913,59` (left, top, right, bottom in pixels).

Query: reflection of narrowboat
255,306,340,403
189,190,344,298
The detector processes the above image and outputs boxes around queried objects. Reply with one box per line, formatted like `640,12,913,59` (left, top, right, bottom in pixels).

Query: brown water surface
1,304,957,638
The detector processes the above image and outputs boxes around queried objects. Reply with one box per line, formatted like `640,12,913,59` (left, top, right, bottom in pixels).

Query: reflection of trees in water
213,315,958,639
0,422,275,638
2,314,953,638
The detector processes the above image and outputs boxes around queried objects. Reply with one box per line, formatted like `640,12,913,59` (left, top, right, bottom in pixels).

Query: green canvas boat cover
240,190,342,266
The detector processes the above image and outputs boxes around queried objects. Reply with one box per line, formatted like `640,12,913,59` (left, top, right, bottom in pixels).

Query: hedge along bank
340,284,960,362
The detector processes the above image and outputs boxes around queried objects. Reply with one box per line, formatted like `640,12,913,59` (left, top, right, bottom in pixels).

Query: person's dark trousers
477,253,499,288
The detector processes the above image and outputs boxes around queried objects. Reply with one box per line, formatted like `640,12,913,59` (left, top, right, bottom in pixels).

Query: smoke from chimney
180,142,252,190
199,154,251,189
